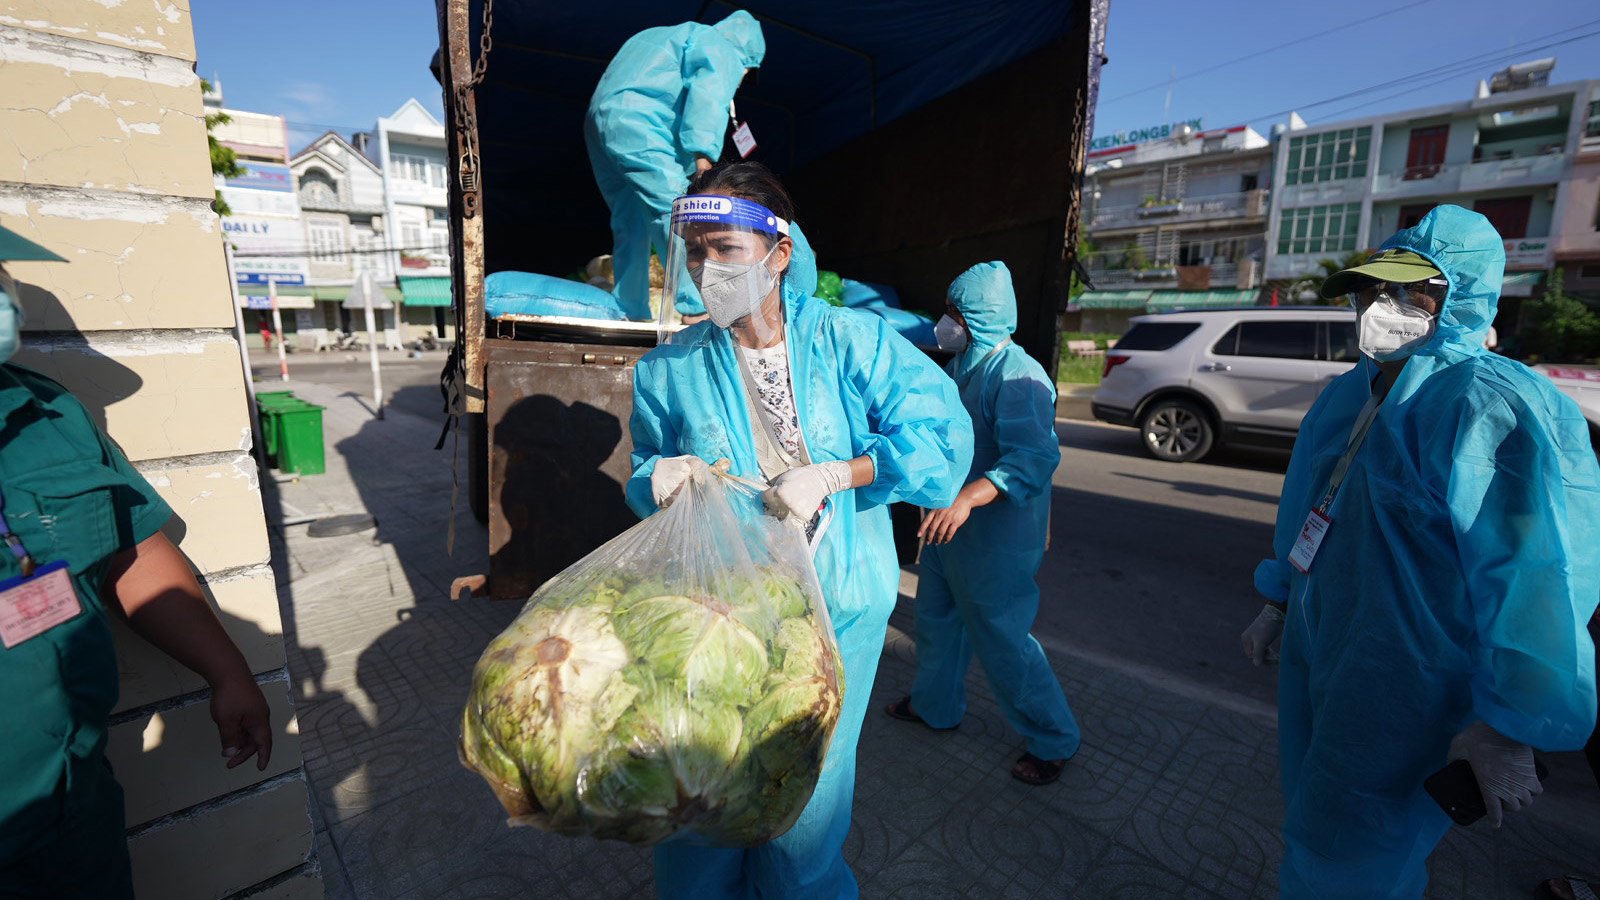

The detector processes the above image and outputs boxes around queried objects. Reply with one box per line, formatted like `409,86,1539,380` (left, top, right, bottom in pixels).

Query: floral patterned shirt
739,341,802,461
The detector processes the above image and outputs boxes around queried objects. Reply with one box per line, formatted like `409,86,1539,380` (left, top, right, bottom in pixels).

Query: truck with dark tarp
430,0,1110,599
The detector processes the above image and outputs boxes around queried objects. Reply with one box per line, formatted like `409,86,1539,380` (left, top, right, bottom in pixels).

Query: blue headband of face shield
670,195,790,237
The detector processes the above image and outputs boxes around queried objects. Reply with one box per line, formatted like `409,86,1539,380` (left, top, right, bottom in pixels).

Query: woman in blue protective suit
585,11,766,321
1242,205,1600,899
627,161,974,899
884,261,1081,785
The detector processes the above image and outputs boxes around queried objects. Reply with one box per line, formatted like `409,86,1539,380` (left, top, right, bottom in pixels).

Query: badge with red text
0,561,80,649
732,122,757,158
1288,510,1331,574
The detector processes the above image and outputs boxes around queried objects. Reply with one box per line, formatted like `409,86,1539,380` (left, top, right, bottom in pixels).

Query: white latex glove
651,456,705,507
1240,603,1285,667
1449,721,1541,827
763,460,853,521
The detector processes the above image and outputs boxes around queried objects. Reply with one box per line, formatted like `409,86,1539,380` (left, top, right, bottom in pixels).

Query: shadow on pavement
1058,420,1292,474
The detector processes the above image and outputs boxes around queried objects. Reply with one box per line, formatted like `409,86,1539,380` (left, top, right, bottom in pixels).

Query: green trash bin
254,393,302,465
275,402,326,476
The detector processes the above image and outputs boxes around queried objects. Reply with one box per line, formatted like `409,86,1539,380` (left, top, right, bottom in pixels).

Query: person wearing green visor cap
0,224,273,898
1242,205,1600,898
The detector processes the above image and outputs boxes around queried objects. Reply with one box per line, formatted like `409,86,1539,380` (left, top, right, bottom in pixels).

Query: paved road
1044,420,1289,716
250,350,453,425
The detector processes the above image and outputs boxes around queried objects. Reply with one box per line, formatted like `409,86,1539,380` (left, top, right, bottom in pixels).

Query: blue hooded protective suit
1255,205,1600,898
585,12,765,320
909,262,1080,761
628,270,973,897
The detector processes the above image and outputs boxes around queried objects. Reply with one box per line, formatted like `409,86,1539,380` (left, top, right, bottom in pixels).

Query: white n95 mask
1358,294,1434,362
691,243,778,328
934,314,969,352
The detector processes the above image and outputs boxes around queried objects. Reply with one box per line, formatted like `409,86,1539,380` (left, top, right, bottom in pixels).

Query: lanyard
0,487,36,577
1315,381,1387,515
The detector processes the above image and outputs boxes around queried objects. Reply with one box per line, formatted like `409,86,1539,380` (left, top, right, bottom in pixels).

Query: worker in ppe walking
1243,205,1600,899
0,226,273,897
884,261,1080,785
629,161,973,899
585,11,765,321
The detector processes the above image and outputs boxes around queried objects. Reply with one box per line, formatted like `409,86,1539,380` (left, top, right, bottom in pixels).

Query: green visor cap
0,224,65,262
1321,249,1441,299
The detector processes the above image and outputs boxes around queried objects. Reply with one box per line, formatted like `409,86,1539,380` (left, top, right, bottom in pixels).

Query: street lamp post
269,277,289,381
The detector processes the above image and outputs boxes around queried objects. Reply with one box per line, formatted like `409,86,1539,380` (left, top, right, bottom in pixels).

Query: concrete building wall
0,4,320,897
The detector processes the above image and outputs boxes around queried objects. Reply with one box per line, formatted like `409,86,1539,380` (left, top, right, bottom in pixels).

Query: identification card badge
732,122,757,158
1288,510,1331,574
0,561,80,649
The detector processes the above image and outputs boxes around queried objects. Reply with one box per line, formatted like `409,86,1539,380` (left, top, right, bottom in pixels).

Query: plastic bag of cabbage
460,464,843,847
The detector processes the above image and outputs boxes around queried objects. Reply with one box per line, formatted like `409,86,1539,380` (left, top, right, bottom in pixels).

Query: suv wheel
1139,399,1215,462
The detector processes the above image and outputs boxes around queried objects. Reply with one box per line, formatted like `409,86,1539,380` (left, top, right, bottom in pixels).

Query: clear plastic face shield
661,194,792,347
1349,277,1447,363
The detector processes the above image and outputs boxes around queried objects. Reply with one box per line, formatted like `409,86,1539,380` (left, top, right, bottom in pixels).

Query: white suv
1092,307,1358,462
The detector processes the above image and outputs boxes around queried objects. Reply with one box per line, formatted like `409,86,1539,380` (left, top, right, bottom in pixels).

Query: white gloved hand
763,460,853,521
651,455,705,507
1449,721,1541,827
1240,603,1286,667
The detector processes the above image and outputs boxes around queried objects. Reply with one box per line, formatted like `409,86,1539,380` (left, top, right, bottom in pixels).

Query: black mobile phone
1424,757,1550,826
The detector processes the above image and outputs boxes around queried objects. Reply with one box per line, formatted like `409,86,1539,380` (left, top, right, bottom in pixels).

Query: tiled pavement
264,379,1600,899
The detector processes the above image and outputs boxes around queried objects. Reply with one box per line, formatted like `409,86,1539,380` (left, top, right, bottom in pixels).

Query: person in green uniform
0,225,273,899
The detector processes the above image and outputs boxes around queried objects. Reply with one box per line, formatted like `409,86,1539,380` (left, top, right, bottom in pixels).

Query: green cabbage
461,567,841,846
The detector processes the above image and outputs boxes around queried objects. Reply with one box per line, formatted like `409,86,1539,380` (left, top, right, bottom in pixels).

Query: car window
1326,321,1359,362
1113,322,1201,351
1213,321,1319,360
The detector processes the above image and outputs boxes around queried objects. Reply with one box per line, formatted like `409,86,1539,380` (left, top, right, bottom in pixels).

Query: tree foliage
202,79,243,217
1519,268,1600,363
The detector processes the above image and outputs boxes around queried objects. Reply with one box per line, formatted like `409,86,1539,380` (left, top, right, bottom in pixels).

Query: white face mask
1358,293,1435,362
934,314,969,352
691,243,779,328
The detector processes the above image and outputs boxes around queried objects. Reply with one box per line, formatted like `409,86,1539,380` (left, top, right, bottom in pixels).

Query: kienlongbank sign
1091,118,1204,152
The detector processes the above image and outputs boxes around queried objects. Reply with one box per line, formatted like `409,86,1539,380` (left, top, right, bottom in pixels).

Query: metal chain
451,0,493,215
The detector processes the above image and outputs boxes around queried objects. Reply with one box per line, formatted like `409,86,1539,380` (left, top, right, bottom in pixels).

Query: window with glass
1285,127,1372,185
1211,321,1320,360
1326,321,1359,362
307,221,345,261
1586,99,1600,139
1276,203,1362,256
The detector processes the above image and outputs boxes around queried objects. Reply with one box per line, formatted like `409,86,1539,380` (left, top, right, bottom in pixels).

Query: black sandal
884,696,959,732
1012,752,1067,785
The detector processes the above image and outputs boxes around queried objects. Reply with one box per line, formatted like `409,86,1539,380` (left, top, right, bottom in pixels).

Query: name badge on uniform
1288,510,1331,574
732,122,757,158
0,561,80,649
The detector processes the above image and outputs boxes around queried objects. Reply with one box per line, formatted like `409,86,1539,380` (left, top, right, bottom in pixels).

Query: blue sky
1094,0,1600,142
192,1,1600,156
192,0,446,153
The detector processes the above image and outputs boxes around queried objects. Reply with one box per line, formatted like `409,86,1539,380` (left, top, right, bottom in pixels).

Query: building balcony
1086,261,1252,291
1089,189,1269,231
1458,150,1566,192
1373,150,1566,198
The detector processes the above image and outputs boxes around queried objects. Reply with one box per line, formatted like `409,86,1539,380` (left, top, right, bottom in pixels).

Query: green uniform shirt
0,364,172,865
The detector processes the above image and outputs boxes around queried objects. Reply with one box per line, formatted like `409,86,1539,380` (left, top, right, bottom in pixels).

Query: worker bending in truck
886,261,1081,785
629,161,973,899
585,11,766,321
1242,206,1599,898
0,226,273,898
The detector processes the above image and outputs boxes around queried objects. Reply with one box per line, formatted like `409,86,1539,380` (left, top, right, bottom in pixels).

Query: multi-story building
363,99,453,344
206,81,314,349
1554,87,1600,301
289,131,393,346
1075,122,1274,332
1266,59,1598,324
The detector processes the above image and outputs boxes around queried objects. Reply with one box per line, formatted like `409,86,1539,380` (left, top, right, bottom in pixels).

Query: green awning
1146,289,1260,310
399,275,453,307
274,284,405,303
1074,289,1153,309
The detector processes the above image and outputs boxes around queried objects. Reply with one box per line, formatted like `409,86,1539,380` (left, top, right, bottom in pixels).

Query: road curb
1056,383,1097,421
